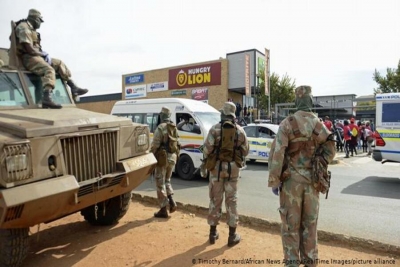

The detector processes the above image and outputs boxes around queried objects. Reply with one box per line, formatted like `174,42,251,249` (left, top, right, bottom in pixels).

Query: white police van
243,123,279,162
111,98,221,179
373,93,400,164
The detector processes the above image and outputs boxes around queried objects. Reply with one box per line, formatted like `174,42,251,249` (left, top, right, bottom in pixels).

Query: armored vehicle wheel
81,192,132,226
177,154,195,180
0,228,29,267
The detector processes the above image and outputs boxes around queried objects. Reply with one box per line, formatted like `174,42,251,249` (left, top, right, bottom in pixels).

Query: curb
131,193,400,257
329,158,341,165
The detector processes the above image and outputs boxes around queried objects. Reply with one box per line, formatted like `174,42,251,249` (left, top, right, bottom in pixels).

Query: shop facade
77,49,265,115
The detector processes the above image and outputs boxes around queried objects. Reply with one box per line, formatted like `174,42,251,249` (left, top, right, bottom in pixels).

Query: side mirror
193,125,201,134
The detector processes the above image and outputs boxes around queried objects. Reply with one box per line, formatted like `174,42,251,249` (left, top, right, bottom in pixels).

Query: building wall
122,59,229,111
76,100,118,114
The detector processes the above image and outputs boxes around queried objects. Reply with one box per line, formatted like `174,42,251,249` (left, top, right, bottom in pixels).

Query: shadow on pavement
341,176,400,199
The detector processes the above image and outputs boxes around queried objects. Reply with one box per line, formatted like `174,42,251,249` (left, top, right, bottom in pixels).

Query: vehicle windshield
194,112,221,131
0,72,28,107
24,73,72,105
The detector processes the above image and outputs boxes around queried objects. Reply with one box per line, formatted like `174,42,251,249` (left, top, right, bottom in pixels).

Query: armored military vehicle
0,23,156,267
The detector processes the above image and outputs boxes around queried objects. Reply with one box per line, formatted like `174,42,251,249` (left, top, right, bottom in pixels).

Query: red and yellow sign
168,62,221,89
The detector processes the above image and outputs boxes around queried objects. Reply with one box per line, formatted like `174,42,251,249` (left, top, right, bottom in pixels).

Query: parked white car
243,123,279,162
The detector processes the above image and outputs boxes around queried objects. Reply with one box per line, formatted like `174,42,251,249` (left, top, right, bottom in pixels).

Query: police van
111,98,221,179
373,93,400,164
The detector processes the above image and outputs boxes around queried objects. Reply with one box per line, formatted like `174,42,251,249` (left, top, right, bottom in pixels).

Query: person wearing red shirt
323,116,333,131
343,120,352,158
348,118,359,156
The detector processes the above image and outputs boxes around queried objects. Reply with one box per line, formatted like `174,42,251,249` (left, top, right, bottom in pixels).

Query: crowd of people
322,116,375,158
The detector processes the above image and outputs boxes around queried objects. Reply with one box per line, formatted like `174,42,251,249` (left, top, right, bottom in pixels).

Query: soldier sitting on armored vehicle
12,9,88,109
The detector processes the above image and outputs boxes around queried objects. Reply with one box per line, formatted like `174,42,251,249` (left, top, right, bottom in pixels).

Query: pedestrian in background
349,118,359,156
343,120,352,158
323,116,332,131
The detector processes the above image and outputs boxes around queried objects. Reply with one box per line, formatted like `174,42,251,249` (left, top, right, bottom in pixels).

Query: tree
256,72,296,113
373,60,400,93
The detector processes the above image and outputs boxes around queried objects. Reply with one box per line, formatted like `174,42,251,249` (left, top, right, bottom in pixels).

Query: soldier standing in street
13,9,88,109
150,107,180,218
203,102,249,247
268,86,336,267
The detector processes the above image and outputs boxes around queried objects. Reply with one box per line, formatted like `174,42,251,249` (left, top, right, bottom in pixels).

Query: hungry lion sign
168,62,221,89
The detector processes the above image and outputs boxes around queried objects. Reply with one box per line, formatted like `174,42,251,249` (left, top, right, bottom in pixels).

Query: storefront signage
125,84,147,99
125,74,144,85
171,90,187,96
147,81,168,92
168,62,221,90
191,88,208,101
245,54,250,97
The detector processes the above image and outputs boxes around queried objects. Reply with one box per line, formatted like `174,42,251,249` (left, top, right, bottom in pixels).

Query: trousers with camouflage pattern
22,54,71,89
154,159,175,208
208,174,239,228
279,177,319,267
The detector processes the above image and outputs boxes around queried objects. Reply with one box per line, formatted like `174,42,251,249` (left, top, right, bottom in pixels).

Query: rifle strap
287,117,324,163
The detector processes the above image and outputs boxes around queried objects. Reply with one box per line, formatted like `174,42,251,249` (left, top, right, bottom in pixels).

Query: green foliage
373,60,400,93
256,72,296,113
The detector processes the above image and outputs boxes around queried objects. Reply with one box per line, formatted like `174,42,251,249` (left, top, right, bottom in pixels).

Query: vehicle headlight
6,154,28,172
137,134,148,146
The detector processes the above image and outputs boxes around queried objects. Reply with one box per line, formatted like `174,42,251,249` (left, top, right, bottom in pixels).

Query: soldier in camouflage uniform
268,86,336,267
150,107,179,218
203,102,249,247
14,9,88,109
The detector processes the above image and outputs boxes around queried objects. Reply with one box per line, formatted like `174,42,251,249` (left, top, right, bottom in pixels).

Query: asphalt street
133,151,400,247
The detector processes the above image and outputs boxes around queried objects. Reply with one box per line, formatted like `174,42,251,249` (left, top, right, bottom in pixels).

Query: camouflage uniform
15,17,71,89
203,102,249,246
150,107,179,217
268,86,336,267
13,9,87,108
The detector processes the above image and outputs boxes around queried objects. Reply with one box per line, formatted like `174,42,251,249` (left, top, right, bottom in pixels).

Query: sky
0,0,399,98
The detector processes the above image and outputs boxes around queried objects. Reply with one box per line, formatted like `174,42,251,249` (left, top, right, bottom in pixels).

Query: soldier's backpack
165,122,179,154
288,116,332,199
218,120,237,162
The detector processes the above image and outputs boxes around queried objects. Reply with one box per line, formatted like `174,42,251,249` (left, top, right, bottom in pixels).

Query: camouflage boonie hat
220,102,236,118
28,9,44,22
160,106,171,116
295,85,312,99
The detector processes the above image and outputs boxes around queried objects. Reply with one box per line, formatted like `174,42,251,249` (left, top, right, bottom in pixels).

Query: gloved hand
272,183,282,196
41,51,52,65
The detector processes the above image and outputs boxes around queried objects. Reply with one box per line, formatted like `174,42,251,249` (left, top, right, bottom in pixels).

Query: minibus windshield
194,112,220,131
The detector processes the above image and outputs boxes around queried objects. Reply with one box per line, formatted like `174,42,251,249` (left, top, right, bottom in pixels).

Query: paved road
134,152,400,246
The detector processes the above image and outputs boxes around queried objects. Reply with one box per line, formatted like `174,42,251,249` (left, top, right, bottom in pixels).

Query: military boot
67,80,89,96
209,225,219,244
168,195,177,213
227,227,241,247
42,88,62,109
154,206,168,218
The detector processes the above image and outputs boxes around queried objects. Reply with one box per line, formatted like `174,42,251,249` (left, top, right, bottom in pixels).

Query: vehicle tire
177,154,195,180
0,228,29,267
249,159,257,163
81,191,132,226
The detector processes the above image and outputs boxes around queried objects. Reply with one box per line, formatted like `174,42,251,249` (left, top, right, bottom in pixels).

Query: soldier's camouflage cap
295,85,312,98
220,102,236,118
28,9,44,22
